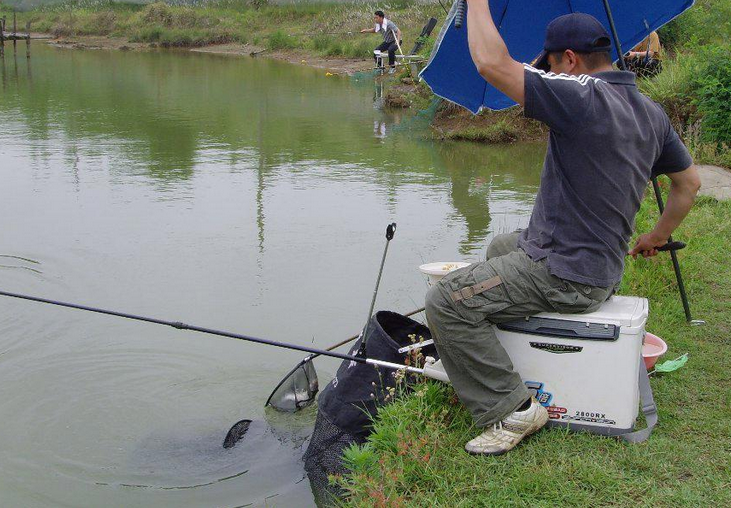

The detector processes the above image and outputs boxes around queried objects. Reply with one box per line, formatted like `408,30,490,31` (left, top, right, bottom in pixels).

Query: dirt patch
190,43,264,57
192,44,372,74
48,36,152,52
259,48,371,75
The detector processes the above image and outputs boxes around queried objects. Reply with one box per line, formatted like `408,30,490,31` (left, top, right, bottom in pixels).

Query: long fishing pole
0,290,424,373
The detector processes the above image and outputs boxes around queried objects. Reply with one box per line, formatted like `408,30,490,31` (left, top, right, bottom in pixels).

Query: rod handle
386,222,397,240
455,0,466,29
657,241,686,252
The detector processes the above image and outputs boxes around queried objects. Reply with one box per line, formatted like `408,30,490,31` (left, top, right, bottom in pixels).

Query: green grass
340,189,731,506
441,120,522,144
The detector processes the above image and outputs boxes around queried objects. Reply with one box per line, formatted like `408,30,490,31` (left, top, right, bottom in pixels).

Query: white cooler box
426,295,649,436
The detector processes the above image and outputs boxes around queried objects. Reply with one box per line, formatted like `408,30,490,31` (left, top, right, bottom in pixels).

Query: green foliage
639,52,697,125
690,46,731,145
641,0,731,165
659,0,731,52
266,29,295,50
416,33,435,58
442,120,521,144
640,41,731,165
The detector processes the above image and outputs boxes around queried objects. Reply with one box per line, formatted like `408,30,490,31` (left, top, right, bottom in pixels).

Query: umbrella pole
601,0,628,71
601,0,697,324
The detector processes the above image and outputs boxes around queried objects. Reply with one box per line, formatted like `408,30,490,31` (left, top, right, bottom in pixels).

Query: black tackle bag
303,311,437,501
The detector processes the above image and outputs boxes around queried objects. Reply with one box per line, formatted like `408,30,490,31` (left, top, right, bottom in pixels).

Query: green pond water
0,44,544,506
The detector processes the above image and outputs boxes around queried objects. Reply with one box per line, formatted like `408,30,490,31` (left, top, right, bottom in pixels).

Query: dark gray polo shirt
520,65,693,287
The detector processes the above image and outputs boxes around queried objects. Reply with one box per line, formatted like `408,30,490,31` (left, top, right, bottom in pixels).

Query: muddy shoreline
43,35,372,75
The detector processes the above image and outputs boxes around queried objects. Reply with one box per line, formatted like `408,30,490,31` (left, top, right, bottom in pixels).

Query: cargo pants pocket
440,254,531,323
539,271,611,314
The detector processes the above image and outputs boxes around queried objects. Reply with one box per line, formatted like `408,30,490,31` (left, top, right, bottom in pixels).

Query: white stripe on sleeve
524,64,602,86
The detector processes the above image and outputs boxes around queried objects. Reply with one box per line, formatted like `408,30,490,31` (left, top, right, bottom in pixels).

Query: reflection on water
0,44,544,507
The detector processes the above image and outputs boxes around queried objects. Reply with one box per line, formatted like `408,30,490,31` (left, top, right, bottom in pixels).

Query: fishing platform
1,13,32,58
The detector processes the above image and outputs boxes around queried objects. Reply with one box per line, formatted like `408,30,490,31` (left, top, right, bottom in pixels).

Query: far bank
4,0,729,165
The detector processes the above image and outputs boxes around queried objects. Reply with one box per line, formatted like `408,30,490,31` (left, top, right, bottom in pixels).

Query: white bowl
419,261,471,286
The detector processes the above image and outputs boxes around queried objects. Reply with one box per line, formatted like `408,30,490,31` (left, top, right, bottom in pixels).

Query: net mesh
390,97,443,134
302,311,437,504
266,359,319,412
303,410,362,504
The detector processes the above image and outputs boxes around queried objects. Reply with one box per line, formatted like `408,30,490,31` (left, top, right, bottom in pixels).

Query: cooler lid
533,296,648,328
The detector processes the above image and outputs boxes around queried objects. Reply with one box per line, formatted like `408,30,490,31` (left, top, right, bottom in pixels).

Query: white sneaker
465,398,549,456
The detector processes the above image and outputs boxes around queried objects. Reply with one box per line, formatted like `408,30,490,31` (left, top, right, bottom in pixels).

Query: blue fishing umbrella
420,0,695,113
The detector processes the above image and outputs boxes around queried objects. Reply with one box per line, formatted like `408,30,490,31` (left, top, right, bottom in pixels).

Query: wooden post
26,21,30,59
0,17,5,58
13,10,17,51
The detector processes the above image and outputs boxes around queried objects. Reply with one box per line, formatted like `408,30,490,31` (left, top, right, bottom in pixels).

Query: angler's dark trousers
374,41,399,67
425,232,612,427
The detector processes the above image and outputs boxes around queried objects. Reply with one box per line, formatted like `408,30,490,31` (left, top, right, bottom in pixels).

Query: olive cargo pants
425,232,613,427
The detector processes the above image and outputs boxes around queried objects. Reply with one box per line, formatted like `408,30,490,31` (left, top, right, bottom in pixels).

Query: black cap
533,13,612,71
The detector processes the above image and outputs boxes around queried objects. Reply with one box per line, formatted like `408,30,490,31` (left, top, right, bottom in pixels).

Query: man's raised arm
466,0,525,105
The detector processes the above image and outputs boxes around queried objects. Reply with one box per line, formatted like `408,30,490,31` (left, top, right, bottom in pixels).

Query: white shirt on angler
374,18,390,33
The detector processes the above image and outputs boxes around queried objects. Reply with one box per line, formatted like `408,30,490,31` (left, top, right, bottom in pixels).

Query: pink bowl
642,332,668,370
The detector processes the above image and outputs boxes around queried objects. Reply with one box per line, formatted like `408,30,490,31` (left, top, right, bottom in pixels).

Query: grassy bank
430,102,547,143
339,190,731,506
2,0,442,57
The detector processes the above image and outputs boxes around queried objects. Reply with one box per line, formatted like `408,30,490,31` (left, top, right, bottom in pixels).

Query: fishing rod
0,290,425,375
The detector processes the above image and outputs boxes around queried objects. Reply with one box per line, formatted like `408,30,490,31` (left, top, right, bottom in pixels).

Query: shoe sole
465,407,550,457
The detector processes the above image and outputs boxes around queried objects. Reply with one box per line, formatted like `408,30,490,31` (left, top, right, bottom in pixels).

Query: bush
339,38,372,59
639,52,698,126
130,26,163,43
640,41,731,166
659,0,731,52
691,46,731,145
82,10,117,36
310,34,335,53
139,2,173,27
266,30,296,50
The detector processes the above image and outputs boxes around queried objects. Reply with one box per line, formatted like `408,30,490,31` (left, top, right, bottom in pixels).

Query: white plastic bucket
418,262,471,286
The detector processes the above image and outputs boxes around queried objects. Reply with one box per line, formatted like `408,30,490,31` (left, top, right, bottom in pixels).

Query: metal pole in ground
26,21,30,59
601,0,699,324
651,179,696,323
13,10,17,52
